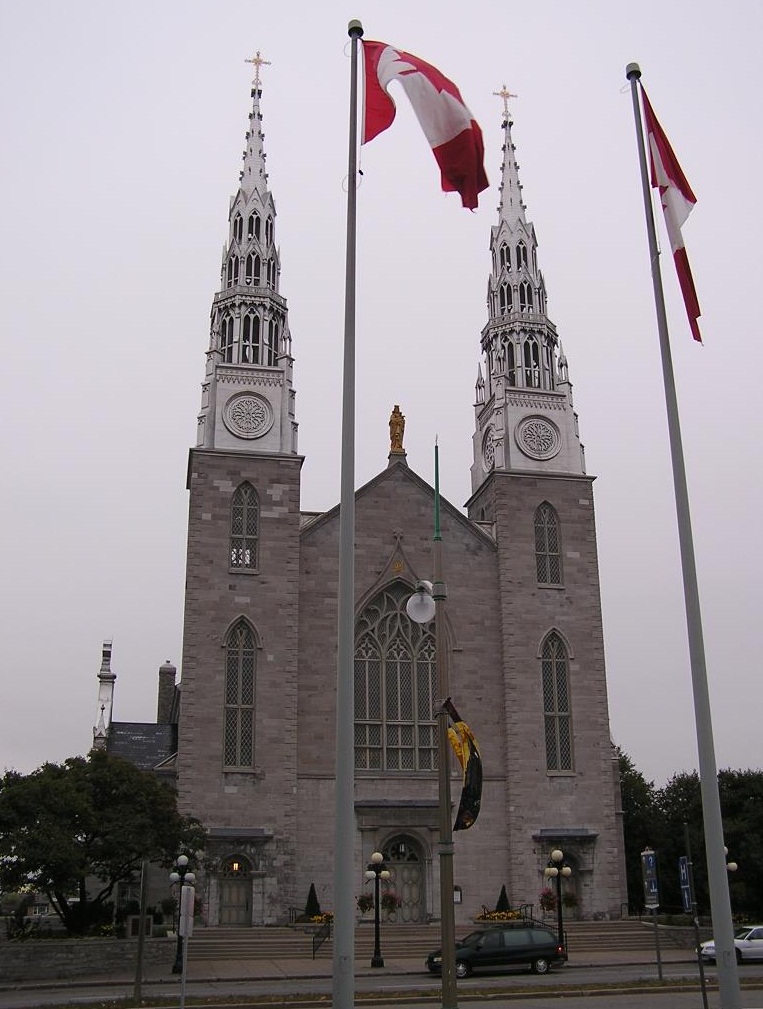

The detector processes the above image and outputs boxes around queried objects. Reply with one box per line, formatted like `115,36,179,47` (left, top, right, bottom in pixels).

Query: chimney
157,660,177,724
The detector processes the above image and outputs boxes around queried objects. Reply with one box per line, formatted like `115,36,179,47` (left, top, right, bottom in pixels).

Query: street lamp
365,851,391,968
406,440,458,1009
169,854,195,974
544,849,572,948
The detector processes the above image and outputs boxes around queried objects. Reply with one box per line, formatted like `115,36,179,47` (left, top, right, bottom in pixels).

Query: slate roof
106,722,177,771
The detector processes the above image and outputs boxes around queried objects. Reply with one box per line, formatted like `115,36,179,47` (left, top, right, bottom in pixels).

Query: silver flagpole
626,63,740,1009
332,19,363,1009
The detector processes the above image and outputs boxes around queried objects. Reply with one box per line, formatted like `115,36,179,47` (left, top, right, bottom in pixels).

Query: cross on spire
493,84,518,119
245,50,271,89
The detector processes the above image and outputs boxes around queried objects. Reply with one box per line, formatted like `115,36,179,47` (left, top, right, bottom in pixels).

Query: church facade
97,66,626,927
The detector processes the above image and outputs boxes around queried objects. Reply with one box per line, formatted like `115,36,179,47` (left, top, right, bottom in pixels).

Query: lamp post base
371,954,385,968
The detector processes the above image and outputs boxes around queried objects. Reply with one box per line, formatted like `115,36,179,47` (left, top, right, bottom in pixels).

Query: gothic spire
196,52,298,456
469,89,585,494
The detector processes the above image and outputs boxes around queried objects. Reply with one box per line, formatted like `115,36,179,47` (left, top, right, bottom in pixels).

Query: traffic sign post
640,847,663,980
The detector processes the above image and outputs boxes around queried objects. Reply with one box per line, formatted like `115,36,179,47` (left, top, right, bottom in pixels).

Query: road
1,962,763,1009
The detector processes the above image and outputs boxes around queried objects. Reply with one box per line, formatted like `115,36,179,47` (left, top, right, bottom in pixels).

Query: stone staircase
187,918,668,962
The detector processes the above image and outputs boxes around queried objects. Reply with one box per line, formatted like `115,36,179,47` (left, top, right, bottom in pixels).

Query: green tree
0,750,205,934
648,767,762,919
654,770,703,913
617,748,658,912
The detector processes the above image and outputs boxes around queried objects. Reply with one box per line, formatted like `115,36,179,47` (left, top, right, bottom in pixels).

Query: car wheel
455,960,471,979
531,957,550,975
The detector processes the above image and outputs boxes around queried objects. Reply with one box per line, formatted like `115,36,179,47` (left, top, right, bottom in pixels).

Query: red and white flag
362,40,488,210
641,88,702,343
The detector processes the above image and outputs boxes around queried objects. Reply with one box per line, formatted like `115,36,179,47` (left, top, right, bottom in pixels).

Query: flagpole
626,63,740,1009
433,441,457,1009
332,19,363,1009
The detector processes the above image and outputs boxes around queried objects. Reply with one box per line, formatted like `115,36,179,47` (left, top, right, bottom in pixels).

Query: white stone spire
196,52,298,455
470,90,585,493
93,640,115,749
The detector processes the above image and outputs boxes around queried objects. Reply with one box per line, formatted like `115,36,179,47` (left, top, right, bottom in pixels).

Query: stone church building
95,66,627,928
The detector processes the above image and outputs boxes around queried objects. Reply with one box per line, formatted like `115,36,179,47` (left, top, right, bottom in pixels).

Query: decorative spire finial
245,50,271,89
493,84,518,120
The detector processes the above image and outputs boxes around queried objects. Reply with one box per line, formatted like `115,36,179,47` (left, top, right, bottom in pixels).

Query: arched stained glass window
230,482,259,569
534,503,562,584
542,632,573,772
224,619,256,768
354,583,437,771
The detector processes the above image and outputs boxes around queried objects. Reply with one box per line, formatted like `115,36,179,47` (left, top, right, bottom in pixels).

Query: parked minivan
426,924,567,978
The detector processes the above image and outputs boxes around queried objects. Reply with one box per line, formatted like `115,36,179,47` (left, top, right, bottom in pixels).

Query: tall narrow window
542,632,573,771
247,213,257,239
499,242,510,269
233,214,243,242
230,482,259,569
354,583,437,771
519,281,533,312
523,336,541,386
226,256,240,288
245,253,254,285
535,502,562,584
224,619,255,768
265,319,277,365
253,254,261,286
220,316,234,363
506,341,516,386
241,313,261,364
516,241,528,270
265,216,273,244
499,282,513,315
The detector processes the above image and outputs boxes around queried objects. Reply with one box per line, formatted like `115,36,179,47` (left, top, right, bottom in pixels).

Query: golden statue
389,404,406,454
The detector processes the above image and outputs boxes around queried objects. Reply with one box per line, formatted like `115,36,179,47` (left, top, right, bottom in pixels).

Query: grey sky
1,0,760,787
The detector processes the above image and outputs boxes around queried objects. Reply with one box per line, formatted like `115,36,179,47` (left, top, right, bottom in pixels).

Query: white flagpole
332,19,363,1009
626,62,740,1009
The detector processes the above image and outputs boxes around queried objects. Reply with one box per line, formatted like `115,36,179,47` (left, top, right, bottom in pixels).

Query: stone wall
0,935,175,982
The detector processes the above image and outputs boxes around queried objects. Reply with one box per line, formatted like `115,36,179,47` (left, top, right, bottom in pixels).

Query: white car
700,926,763,964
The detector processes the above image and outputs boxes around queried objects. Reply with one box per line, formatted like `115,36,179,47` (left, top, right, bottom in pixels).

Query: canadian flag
641,88,702,343
362,40,488,210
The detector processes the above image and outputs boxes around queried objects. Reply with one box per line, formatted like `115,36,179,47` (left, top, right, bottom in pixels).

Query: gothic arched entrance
218,854,252,926
382,835,425,923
